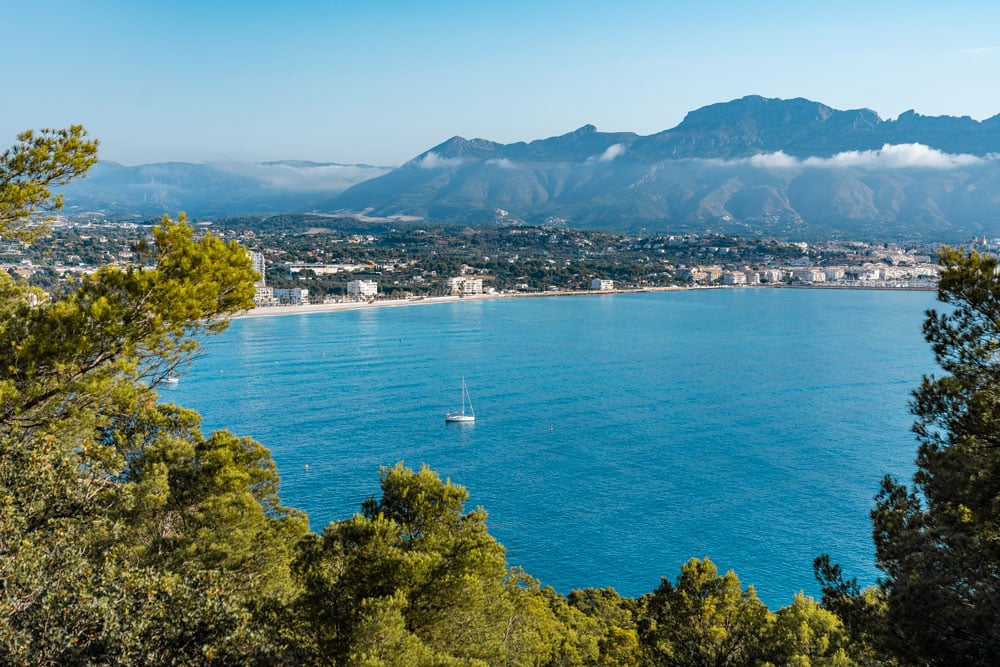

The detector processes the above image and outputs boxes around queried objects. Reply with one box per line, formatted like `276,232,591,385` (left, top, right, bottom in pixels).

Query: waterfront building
791,268,826,282
721,271,746,285
824,267,846,281
591,278,614,291
676,268,708,283
446,276,483,295
704,266,724,282
272,288,310,305
347,279,378,298
759,269,786,284
254,285,276,307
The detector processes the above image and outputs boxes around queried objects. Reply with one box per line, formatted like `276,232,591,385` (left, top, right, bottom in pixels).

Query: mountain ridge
56,96,1000,241
324,96,1000,240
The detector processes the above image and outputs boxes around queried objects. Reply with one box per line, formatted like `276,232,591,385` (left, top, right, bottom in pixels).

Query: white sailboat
445,378,475,423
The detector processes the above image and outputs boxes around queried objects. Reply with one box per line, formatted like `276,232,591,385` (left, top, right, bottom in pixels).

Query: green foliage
294,463,584,666
812,556,891,666
567,588,641,666
637,557,772,666
869,247,1000,665
0,125,98,240
764,593,854,667
1,213,257,429
0,127,304,663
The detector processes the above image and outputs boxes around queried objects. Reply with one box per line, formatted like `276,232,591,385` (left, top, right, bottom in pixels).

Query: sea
169,287,937,609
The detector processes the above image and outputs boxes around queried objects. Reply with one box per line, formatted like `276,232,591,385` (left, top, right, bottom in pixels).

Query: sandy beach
235,290,611,319
233,287,697,319
233,281,930,319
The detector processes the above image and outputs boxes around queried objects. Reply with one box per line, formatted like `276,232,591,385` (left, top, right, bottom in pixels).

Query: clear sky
5,0,999,166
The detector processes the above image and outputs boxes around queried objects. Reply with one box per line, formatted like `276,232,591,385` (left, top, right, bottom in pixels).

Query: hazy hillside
56,160,392,219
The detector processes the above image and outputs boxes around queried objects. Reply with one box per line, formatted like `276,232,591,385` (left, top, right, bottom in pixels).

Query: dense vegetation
2,128,998,665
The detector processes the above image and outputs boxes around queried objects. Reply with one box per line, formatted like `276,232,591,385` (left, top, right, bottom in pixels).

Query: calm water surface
170,288,936,608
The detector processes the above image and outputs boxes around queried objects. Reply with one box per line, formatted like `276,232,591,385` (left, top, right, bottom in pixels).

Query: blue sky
5,0,999,166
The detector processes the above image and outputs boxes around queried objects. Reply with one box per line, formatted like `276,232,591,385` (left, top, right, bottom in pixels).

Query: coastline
233,287,692,319
233,282,934,319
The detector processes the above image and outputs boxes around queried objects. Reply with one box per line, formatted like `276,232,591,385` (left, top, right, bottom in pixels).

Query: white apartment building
790,268,826,282
281,262,369,275
446,276,483,295
272,288,310,305
675,268,708,283
347,279,378,298
759,269,785,283
721,271,746,285
591,278,614,291
254,285,276,307
249,251,266,286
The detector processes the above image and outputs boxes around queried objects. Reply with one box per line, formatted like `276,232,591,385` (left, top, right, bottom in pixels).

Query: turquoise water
170,288,936,608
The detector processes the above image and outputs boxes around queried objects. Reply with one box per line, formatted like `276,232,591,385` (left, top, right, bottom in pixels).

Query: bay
170,288,936,608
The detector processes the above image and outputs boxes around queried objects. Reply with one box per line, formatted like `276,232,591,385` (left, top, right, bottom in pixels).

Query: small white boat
163,376,179,386
445,378,475,423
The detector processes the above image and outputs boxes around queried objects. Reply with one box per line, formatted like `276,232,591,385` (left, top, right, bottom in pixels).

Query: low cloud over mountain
56,160,391,218
730,144,987,170
214,161,391,192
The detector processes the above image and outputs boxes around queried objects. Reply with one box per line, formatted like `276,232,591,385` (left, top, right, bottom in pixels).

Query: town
2,213,963,306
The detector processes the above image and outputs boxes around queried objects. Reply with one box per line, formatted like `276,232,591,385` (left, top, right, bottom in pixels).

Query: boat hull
445,413,475,423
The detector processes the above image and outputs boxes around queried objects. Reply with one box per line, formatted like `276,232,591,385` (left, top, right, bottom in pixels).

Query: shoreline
233,287,691,319
233,282,935,319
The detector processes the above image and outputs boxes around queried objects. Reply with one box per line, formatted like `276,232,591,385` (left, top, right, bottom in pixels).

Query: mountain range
57,96,1000,241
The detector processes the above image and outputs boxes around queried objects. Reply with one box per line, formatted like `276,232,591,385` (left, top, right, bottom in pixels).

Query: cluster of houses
676,262,940,287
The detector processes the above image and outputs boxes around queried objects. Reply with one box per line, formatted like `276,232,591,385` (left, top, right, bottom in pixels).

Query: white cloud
212,161,391,192
417,151,466,169
809,144,982,169
748,151,798,168
587,143,626,163
706,144,987,170
486,158,516,169
599,143,625,162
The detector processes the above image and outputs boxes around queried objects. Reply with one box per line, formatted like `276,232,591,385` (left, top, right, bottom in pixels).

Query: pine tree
871,247,1000,664
0,127,308,664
